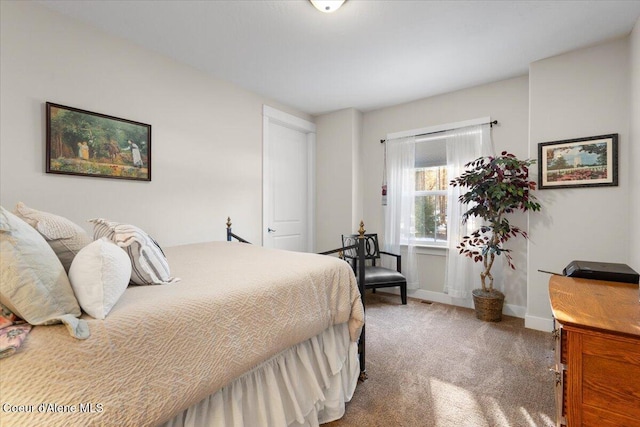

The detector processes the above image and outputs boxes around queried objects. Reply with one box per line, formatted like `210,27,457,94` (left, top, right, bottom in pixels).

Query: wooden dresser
549,275,640,427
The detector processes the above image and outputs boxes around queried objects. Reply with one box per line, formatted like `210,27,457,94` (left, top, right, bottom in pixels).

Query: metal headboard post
225,217,251,244
357,220,367,381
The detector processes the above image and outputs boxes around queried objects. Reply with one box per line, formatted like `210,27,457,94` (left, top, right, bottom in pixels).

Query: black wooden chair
341,233,407,305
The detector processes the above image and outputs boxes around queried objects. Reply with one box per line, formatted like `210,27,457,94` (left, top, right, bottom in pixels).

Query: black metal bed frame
225,217,368,381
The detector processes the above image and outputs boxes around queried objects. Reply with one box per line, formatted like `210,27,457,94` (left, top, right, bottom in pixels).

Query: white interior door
263,106,316,252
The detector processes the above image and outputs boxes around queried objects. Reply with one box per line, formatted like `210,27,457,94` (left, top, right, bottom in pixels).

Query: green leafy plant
449,151,541,293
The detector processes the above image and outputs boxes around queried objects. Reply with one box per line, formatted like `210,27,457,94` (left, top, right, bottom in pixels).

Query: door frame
262,105,316,251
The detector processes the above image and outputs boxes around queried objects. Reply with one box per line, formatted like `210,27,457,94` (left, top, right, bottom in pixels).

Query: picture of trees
545,142,607,182
46,103,151,181
538,134,617,189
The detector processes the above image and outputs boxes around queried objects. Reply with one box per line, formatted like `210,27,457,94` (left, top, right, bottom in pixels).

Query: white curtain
444,125,495,299
383,136,419,289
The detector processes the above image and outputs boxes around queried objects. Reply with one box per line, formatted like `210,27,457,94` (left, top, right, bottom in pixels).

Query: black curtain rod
380,120,498,144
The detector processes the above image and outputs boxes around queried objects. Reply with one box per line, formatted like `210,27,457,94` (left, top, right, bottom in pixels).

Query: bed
0,210,366,427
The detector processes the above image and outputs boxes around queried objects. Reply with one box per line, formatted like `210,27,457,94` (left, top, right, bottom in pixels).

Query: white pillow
14,202,92,272
0,207,89,339
89,219,179,286
68,238,132,319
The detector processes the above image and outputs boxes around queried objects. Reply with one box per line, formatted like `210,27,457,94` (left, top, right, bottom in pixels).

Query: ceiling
39,1,640,116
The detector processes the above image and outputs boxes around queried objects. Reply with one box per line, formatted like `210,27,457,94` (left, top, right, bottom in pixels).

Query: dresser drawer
581,334,640,420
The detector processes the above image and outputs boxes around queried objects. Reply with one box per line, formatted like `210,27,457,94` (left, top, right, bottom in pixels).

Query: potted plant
450,151,541,321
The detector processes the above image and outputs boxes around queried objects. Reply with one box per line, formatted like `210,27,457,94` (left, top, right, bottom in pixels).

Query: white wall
0,1,311,247
527,37,631,330
360,76,530,314
631,18,640,271
352,110,364,231
315,108,363,251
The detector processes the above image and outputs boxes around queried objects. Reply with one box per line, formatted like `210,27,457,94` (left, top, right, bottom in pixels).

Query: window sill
401,243,448,256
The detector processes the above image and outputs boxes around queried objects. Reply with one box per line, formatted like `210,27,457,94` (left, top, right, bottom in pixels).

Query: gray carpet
327,292,556,427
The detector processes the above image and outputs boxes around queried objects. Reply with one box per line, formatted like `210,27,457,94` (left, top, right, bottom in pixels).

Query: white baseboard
524,314,554,332
381,288,527,320
382,289,551,331
504,303,527,318
410,289,470,307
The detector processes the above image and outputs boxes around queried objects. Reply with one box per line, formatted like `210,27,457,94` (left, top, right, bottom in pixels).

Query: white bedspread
0,242,364,426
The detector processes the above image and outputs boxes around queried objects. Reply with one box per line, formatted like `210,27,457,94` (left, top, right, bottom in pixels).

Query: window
384,118,492,293
415,165,448,243
414,137,447,245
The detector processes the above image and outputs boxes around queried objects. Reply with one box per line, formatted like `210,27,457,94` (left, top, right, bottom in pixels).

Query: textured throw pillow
68,238,132,319
0,207,89,339
89,218,179,286
14,202,92,272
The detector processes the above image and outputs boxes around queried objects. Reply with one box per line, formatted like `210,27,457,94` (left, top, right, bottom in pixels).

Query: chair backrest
341,233,381,263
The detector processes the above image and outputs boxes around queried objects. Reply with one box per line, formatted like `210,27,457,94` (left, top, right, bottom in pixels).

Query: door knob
268,228,276,233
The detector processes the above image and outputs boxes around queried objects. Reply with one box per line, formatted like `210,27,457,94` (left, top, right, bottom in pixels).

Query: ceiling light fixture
310,0,345,13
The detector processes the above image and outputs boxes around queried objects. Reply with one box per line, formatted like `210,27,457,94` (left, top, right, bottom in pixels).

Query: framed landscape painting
46,102,151,181
538,134,618,189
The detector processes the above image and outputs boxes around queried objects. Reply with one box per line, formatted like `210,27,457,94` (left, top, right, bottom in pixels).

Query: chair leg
372,288,376,294
401,283,407,305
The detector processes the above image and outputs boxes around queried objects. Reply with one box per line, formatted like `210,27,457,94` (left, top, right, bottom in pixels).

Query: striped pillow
89,219,179,286
91,218,119,242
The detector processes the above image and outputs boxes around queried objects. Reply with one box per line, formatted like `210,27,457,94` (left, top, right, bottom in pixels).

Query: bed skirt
162,322,359,427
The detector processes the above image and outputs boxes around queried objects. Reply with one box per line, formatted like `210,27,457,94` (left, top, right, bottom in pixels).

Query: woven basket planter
472,289,505,322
